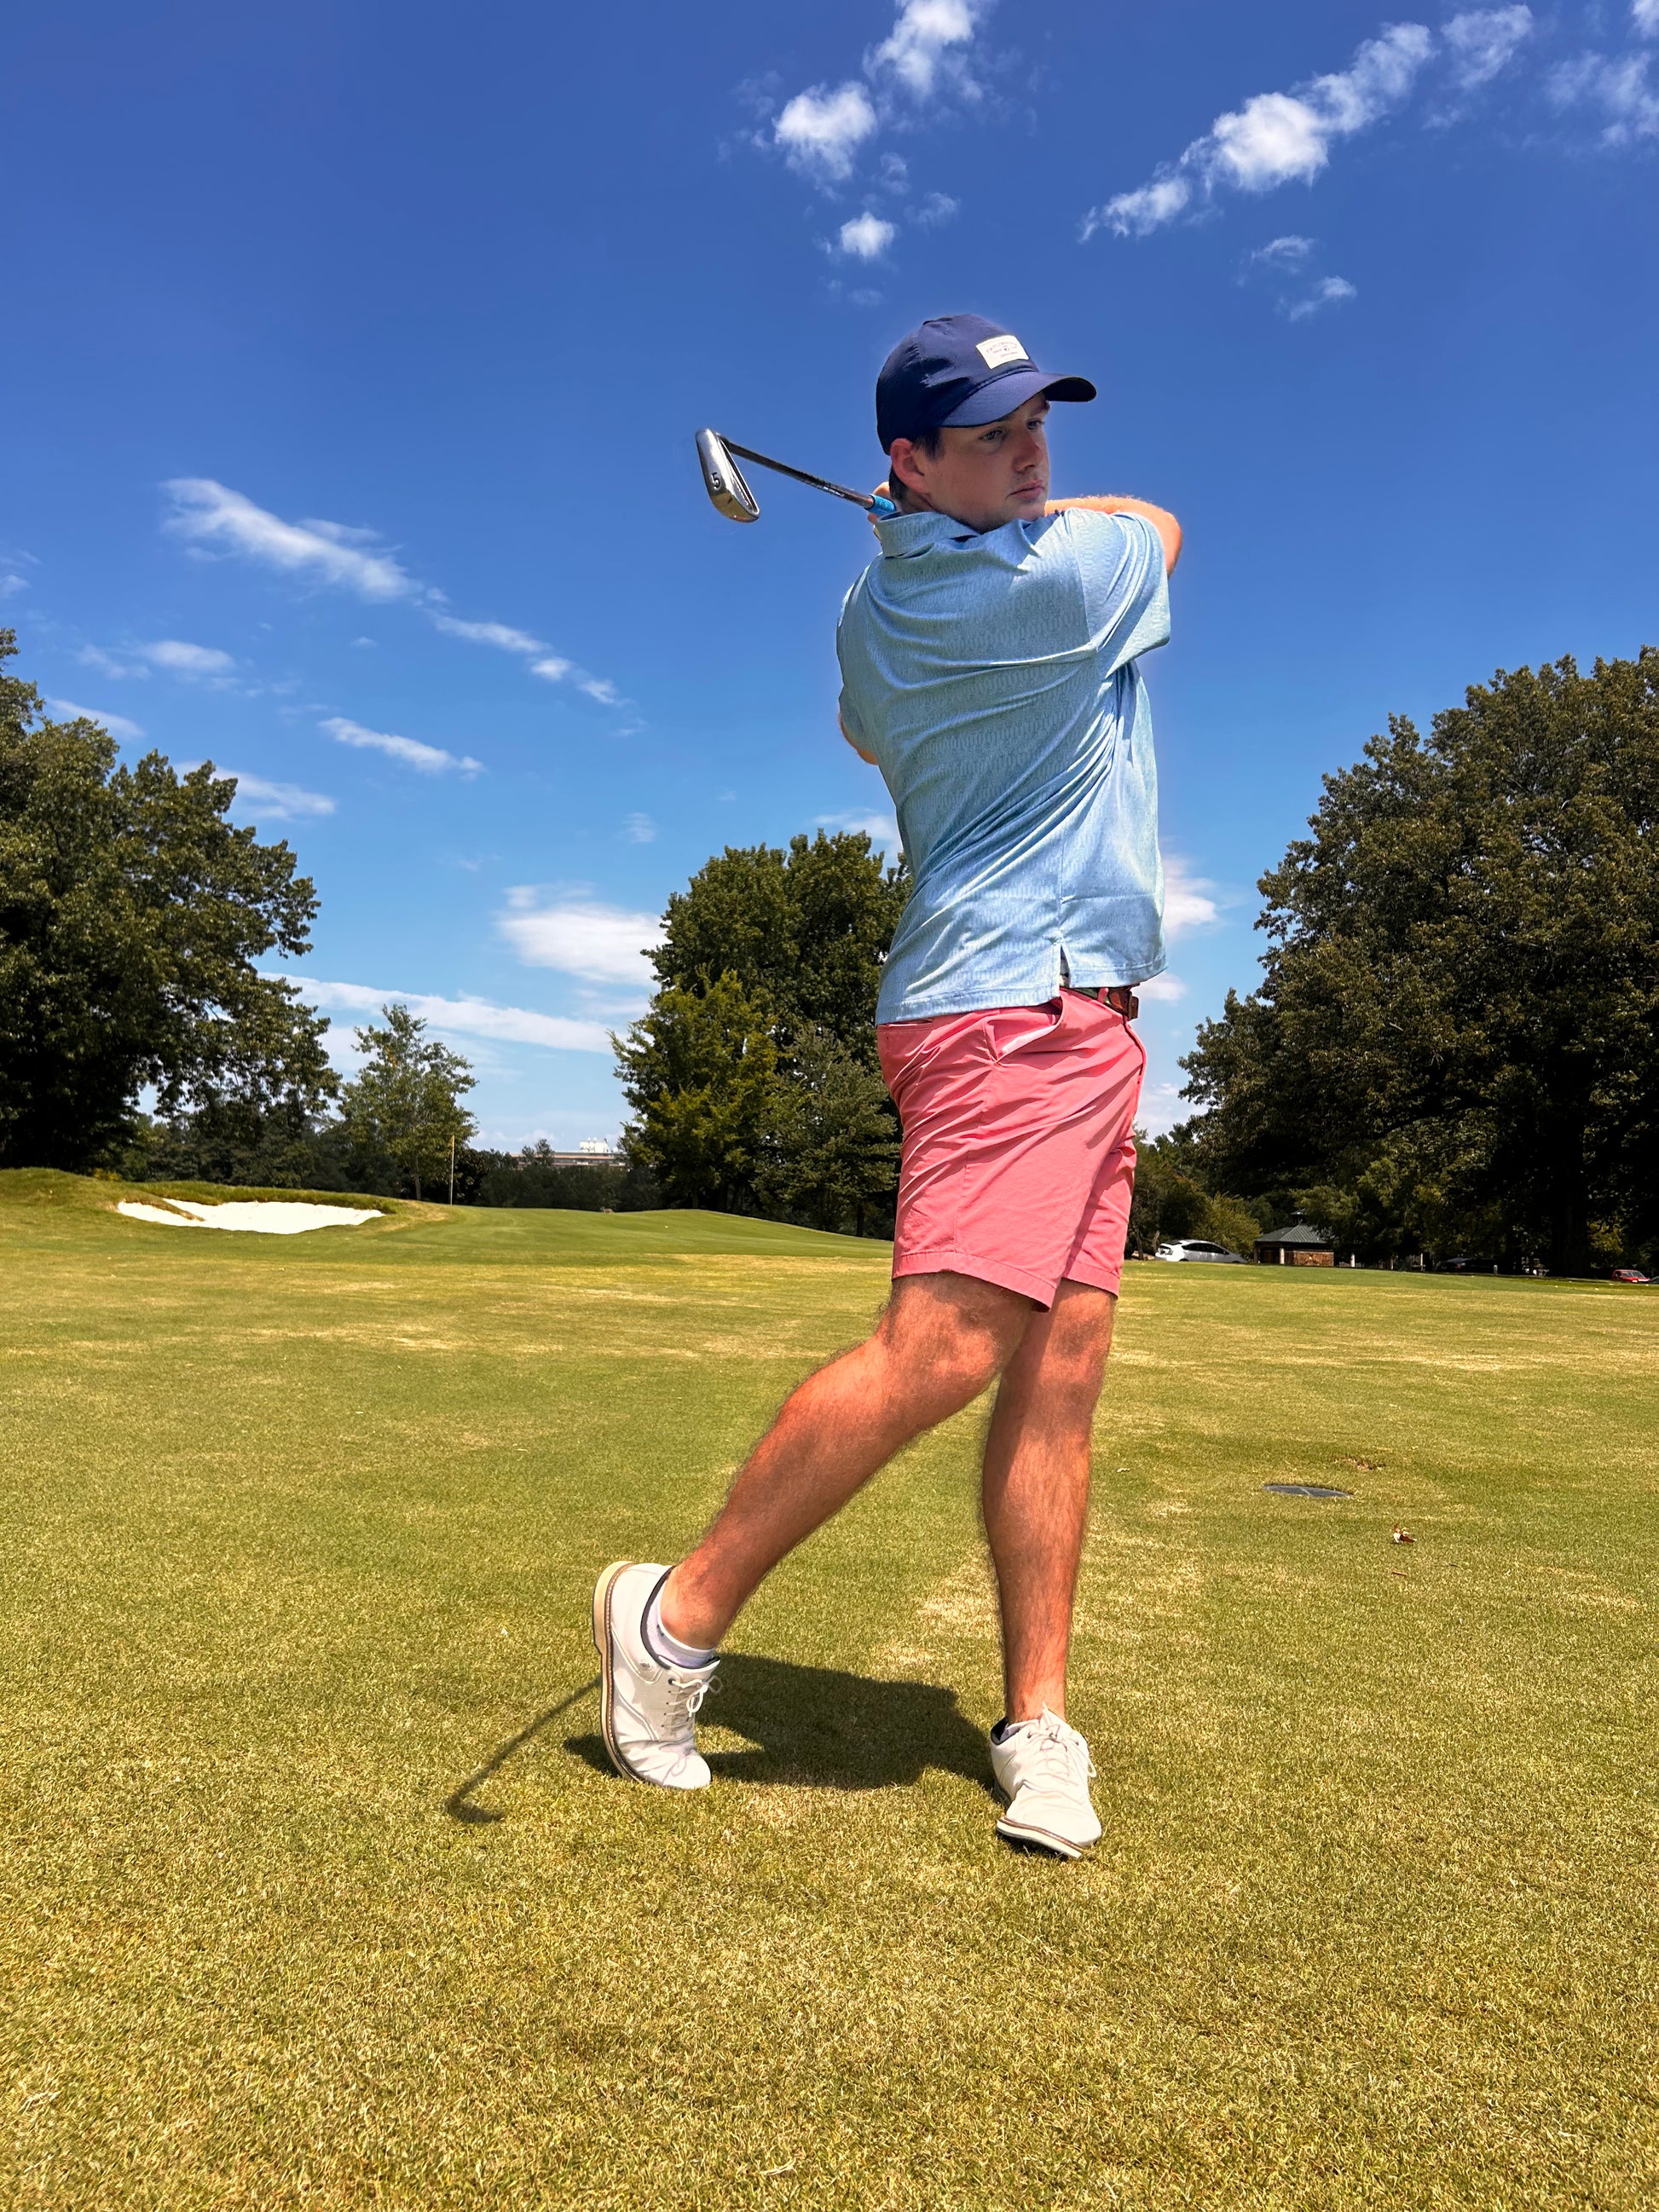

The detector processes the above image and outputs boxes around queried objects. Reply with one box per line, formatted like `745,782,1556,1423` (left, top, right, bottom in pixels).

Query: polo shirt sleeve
837,672,870,748
1065,509,1171,677
835,580,874,751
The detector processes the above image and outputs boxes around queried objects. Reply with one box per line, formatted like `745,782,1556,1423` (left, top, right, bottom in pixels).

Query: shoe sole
994,1811,1092,1861
592,1558,639,1783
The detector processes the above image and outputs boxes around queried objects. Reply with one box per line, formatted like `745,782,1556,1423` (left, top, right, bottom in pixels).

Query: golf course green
3,1169,1655,2209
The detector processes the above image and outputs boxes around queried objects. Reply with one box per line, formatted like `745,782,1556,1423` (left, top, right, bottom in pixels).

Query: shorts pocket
985,998,1066,1063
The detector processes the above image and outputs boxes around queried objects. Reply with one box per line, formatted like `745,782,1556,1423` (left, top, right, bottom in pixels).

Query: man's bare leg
660,1271,1032,1653
980,1280,1114,1721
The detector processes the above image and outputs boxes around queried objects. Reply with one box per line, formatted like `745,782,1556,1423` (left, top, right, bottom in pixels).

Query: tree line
1175,650,1657,1275
4,625,1654,1268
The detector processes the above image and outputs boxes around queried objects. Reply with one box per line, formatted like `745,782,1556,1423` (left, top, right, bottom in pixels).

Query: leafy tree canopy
339,1003,477,1199
1181,650,1659,1272
651,830,908,1066
755,1030,901,1237
616,973,778,1213
0,631,337,1170
620,831,909,1227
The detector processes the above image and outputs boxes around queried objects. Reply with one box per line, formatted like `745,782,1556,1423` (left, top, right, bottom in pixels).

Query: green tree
650,830,908,1065
1124,1131,1263,1256
339,1004,477,1199
1182,650,1659,1273
756,1031,902,1235
614,973,777,1211
623,830,909,1224
0,632,337,1170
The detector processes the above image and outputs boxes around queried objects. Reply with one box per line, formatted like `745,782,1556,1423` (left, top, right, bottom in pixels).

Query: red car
1611,1268,1651,1285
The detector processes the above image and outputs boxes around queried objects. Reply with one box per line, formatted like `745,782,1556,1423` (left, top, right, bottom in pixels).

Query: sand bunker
118,1198,383,1236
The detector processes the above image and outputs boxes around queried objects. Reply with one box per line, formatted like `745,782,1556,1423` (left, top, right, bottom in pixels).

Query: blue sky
8,0,1657,1146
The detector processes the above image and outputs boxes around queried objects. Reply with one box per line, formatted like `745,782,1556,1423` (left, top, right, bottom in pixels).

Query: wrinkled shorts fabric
876,990,1145,1309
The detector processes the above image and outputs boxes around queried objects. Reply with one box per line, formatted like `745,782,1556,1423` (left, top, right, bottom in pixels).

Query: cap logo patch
975,333,1028,368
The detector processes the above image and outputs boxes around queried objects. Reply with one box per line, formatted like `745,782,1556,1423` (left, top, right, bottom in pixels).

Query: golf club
696,429,899,525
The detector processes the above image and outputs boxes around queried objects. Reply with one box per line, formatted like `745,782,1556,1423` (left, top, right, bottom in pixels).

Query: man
593,314,1180,1858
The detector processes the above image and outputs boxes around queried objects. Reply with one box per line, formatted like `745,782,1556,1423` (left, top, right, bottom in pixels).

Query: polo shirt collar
873,508,986,557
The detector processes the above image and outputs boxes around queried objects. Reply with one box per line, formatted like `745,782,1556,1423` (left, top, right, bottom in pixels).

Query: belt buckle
1069,983,1139,1019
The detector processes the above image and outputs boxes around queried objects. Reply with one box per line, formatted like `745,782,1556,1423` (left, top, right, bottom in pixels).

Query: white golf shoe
592,1561,717,1790
989,1707,1102,1858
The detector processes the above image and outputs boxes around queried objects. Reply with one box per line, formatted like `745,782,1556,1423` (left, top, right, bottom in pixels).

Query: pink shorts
876,992,1145,1308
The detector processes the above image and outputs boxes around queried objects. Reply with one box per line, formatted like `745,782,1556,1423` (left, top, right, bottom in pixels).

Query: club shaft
720,438,881,512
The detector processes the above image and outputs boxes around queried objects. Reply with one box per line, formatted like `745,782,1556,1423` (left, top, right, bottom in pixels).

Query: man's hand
1047,494,1181,575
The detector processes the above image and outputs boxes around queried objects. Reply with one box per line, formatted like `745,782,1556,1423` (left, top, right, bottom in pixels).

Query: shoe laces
660,1665,716,1739
1017,1709,1095,1790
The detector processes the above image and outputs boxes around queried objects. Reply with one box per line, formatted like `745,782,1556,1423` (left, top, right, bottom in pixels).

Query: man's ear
887,437,926,498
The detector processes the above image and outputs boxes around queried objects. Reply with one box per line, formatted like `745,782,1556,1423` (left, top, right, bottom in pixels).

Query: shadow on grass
569,1653,996,1795
444,1677,600,1825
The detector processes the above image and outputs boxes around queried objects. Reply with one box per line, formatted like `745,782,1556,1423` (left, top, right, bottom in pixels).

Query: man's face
888,396,1051,533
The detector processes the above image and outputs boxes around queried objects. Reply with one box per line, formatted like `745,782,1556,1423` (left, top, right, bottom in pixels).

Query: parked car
1154,1239,1247,1264
1611,1268,1651,1285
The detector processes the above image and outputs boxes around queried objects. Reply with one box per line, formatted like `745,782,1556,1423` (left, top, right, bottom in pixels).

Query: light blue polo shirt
836,505,1171,1025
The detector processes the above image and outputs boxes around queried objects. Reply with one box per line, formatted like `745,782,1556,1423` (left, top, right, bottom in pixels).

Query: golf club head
697,429,760,523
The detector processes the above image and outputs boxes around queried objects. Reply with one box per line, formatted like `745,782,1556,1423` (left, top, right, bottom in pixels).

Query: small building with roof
1252,1222,1336,1267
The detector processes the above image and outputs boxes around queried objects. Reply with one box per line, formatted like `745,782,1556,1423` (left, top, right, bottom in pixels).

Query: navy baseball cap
876,314,1096,453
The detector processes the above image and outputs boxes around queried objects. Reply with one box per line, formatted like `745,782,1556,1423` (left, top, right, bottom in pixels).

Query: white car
1154,1238,1247,1264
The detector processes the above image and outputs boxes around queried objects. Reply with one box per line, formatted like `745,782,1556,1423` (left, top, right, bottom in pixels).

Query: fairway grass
3,1170,1656,2209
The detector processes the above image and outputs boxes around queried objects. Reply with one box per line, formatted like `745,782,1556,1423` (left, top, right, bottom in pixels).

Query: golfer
594,314,1181,1857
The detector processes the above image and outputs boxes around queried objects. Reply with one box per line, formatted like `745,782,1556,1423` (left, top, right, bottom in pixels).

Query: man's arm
1047,495,1182,575
840,712,877,765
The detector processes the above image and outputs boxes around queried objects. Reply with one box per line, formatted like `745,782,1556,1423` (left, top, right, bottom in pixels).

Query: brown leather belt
1067,984,1140,1019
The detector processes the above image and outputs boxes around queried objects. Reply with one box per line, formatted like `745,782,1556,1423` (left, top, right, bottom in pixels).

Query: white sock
643,1583,716,1671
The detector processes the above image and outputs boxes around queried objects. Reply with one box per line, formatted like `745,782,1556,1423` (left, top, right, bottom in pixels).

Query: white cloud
46,698,146,740
429,615,546,654
775,83,878,182
766,1,991,200
1250,234,1315,268
1552,49,1659,137
321,715,483,776
1136,972,1188,1003
1136,1081,1189,1138
1083,24,1434,240
1162,858,1221,937
224,772,336,820
1286,274,1358,320
1242,235,1355,319
836,211,898,259
1637,0,1659,36
818,807,902,856
319,1022,367,1065
869,0,986,99
1090,176,1193,240
165,478,417,600
497,892,665,988
623,812,656,844
78,644,147,679
912,190,959,225
1443,7,1534,90
284,976,614,1054
143,638,235,675
0,573,26,598
163,479,626,707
